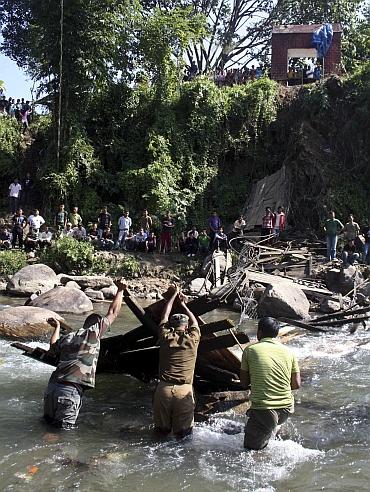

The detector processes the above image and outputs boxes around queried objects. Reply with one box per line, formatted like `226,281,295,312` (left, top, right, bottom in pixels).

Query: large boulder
59,275,113,290
188,277,212,295
28,286,93,313
258,283,310,320
84,288,105,301
6,264,58,296
0,306,64,340
325,266,363,295
100,284,118,300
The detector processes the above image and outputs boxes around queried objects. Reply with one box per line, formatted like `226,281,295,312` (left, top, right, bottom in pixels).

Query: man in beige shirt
153,286,200,438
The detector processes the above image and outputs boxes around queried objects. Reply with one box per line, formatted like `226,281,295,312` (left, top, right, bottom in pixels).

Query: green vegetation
0,250,27,276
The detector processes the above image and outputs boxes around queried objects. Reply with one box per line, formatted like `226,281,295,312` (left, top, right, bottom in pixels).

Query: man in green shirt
324,210,344,261
240,317,301,450
69,206,82,227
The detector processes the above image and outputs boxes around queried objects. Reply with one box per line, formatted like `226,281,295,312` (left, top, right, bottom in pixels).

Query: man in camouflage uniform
43,279,126,429
153,286,201,438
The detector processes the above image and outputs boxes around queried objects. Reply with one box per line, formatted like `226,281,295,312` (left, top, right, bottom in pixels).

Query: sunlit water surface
0,295,370,491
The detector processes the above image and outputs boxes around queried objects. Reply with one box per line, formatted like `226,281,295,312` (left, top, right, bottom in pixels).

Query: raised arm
106,278,126,325
159,285,179,326
47,318,61,346
178,293,198,328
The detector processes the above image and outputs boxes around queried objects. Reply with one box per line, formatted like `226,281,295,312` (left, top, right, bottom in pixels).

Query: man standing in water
153,286,200,438
43,279,126,429
240,317,301,450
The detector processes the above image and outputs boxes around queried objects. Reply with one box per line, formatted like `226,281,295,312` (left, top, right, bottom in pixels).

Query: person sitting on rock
62,222,74,238
38,226,53,250
43,279,126,429
24,230,39,252
232,215,246,237
73,223,87,241
135,228,148,252
185,231,198,257
100,227,114,250
88,223,99,244
342,240,360,266
145,231,157,253
125,229,136,251
0,227,12,249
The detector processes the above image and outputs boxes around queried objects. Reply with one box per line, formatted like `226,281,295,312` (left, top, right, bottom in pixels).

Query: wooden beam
199,333,250,352
200,319,235,336
278,317,328,333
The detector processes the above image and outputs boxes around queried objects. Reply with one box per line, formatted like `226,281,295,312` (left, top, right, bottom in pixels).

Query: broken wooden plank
312,306,370,323
314,315,370,327
278,317,328,333
199,332,250,353
200,319,235,336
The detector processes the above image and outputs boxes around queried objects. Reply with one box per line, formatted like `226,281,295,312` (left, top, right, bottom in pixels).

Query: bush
40,237,104,274
0,250,27,276
107,255,141,278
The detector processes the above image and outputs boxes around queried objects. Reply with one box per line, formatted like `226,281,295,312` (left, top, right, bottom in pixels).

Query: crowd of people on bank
2,177,370,265
287,59,322,85
184,62,267,85
0,89,33,132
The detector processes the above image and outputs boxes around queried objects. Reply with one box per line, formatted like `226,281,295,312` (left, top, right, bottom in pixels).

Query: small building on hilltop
271,23,342,85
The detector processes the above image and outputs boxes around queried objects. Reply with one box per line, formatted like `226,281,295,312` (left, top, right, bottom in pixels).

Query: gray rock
258,283,310,320
325,266,363,295
65,281,81,290
188,277,212,295
100,284,118,300
358,282,370,300
6,264,58,296
28,286,93,313
0,281,7,292
84,288,105,301
59,275,113,290
0,306,64,340
319,298,341,314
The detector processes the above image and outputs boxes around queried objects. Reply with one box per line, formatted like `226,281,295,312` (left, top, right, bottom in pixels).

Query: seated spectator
145,232,157,253
213,227,228,252
0,227,12,249
187,226,199,239
185,231,198,257
100,227,114,251
88,223,100,243
198,229,210,254
25,231,39,252
73,223,87,241
135,228,148,252
62,222,74,237
232,215,246,237
342,240,359,266
28,209,45,234
38,226,53,250
125,230,136,251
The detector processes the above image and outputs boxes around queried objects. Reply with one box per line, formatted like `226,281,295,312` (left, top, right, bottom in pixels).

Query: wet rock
0,306,64,340
325,266,363,295
188,278,212,295
84,288,105,301
319,298,341,314
65,281,81,290
258,283,310,320
6,264,58,296
0,281,7,292
100,284,118,300
28,286,93,313
59,275,113,290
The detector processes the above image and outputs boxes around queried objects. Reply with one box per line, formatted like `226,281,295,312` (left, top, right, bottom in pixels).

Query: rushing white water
0,298,370,491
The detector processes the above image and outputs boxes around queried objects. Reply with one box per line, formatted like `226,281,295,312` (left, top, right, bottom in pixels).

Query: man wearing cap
153,286,200,438
240,317,301,450
43,278,126,429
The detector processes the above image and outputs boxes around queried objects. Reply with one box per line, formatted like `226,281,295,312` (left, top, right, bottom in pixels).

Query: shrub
0,250,27,276
107,255,141,278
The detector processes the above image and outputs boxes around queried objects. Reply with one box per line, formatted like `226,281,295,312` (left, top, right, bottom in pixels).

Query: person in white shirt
187,226,199,239
62,223,74,238
28,209,45,233
38,226,53,250
73,224,87,241
9,178,22,214
232,215,246,236
117,211,132,249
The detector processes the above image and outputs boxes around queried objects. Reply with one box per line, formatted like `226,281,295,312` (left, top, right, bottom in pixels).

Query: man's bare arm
159,285,179,326
291,372,301,390
178,293,198,328
240,369,250,389
106,278,126,326
48,318,61,346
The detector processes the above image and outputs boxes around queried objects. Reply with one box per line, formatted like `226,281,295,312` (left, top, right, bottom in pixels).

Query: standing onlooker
213,227,228,252
9,178,22,214
273,206,286,239
261,207,274,239
324,211,344,261
140,209,153,234
343,214,360,242
21,107,29,133
160,211,175,254
362,218,370,264
22,172,34,208
97,206,112,238
198,229,210,254
12,208,27,249
117,211,132,249
208,211,221,244
28,209,45,234
69,206,82,227
54,204,68,231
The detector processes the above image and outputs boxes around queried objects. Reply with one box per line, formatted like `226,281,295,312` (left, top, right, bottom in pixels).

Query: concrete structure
271,23,342,84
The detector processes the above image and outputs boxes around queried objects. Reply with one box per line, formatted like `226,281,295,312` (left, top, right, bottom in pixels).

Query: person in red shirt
273,206,286,239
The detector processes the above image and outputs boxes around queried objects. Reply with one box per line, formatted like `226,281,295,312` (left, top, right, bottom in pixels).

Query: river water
1,295,370,491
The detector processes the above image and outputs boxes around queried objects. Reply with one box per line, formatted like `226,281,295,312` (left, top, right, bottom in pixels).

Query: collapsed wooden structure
12,288,250,394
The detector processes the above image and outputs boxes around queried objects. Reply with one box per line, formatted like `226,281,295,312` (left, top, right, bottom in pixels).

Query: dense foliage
0,250,27,276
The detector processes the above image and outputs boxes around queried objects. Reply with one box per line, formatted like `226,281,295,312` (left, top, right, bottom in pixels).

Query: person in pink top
273,206,286,239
